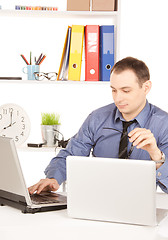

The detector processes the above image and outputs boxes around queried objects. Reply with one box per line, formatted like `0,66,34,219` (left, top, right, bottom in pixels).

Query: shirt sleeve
156,124,168,193
44,113,95,185
156,157,168,193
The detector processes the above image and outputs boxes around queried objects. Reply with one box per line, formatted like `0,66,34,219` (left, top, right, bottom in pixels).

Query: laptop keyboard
30,192,64,205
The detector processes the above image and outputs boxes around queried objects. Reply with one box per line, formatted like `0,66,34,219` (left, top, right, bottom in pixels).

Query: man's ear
143,80,152,95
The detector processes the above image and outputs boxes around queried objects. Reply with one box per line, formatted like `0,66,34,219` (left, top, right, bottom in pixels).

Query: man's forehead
110,69,139,87
110,69,137,78
110,85,132,89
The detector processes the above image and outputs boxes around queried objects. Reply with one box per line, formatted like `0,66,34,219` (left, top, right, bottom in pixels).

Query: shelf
17,145,61,152
0,3,119,158
0,9,118,19
0,79,110,84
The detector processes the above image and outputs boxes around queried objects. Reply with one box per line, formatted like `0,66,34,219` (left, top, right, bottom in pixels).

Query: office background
0,0,168,185
2,2,168,239
1,0,167,140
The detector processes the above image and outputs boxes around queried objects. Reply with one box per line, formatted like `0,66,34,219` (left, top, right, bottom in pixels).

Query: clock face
0,103,31,145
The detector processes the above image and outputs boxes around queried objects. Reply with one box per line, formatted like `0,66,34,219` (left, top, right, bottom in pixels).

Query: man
28,57,168,194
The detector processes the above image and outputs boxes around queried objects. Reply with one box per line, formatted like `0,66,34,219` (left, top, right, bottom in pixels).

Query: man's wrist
154,152,166,164
150,150,165,163
150,149,162,161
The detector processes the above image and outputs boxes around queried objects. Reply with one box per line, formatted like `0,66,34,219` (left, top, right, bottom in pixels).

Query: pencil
30,51,32,65
39,55,46,65
36,53,43,65
20,54,29,65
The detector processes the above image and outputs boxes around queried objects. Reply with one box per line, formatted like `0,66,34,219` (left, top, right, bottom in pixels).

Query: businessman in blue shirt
29,57,168,194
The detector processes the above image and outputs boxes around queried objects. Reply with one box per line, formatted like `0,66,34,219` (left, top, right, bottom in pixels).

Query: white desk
1,206,168,240
9,150,168,240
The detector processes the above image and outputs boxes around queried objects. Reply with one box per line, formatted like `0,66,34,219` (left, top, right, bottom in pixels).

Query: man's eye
123,90,130,93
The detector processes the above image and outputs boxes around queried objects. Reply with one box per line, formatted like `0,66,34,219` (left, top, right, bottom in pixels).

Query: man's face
110,69,151,121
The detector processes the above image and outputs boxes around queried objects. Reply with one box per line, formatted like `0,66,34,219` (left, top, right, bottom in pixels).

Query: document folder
100,25,114,81
57,26,72,81
85,25,99,81
68,25,84,81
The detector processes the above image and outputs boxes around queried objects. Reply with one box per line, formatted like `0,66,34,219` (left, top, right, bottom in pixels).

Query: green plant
41,112,61,125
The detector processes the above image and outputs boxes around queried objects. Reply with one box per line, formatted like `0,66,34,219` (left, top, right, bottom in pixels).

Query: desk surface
1,206,168,240
3,149,168,240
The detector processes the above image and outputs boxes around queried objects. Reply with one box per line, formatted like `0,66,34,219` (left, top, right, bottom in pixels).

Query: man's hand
128,128,162,161
28,178,60,195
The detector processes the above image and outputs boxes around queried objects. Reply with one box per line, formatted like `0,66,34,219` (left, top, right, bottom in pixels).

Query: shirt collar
114,100,151,127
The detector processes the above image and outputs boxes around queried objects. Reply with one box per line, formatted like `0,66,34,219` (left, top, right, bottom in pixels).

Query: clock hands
3,111,16,130
3,121,16,130
10,111,13,125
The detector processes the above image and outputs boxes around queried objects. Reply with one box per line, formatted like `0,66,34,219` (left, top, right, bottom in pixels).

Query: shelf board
0,79,110,84
17,145,60,152
0,9,118,18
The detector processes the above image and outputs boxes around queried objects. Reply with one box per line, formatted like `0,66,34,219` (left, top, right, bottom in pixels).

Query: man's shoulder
148,104,168,136
92,103,116,115
150,103,168,121
85,103,117,128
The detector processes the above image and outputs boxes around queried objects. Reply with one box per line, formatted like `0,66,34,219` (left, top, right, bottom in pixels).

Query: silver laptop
67,156,166,226
0,136,66,213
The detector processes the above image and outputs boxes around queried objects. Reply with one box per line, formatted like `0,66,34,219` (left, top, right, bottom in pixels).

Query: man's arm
28,113,95,194
128,127,168,193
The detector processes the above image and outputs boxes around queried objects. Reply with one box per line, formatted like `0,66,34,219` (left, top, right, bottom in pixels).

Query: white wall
1,0,168,185
1,0,168,143
119,0,168,112
0,12,115,141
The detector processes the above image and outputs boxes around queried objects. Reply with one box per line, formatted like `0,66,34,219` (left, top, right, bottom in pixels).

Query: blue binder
100,25,114,81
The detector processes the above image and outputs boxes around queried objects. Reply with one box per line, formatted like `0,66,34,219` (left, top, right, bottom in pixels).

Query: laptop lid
0,136,67,213
0,136,32,206
67,156,157,226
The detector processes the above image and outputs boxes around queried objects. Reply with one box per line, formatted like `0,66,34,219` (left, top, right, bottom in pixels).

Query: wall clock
0,103,31,145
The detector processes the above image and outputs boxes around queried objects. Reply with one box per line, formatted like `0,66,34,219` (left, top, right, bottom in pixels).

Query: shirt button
158,172,162,177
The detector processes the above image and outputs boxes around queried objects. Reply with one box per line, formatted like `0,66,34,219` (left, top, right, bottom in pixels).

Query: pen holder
22,65,40,80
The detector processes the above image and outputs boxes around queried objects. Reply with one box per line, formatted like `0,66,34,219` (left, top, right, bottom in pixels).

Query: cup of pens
22,65,40,80
20,52,46,80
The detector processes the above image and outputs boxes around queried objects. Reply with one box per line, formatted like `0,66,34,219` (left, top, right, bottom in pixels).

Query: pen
30,51,32,65
20,54,29,65
39,55,46,65
36,53,43,65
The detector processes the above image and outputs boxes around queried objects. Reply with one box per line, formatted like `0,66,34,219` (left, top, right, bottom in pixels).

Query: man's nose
114,92,123,103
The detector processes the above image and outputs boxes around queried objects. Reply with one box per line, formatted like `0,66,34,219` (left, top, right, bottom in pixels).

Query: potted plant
41,112,61,146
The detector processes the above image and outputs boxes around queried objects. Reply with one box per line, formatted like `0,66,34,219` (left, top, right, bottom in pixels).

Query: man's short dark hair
111,57,150,87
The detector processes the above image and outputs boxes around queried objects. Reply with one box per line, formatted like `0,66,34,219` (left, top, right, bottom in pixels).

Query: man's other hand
28,178,60,195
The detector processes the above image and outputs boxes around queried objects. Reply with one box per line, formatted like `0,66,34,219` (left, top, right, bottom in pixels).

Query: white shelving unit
0,1,120,145
0,9,118,17
0,3,120,133
0,5,120,78
0,1,120,189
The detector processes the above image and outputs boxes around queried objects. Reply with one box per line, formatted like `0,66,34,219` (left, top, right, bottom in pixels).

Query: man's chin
117,104,129,112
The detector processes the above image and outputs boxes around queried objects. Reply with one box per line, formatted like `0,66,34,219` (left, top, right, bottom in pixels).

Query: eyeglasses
103,127,134,159
34,72,58,81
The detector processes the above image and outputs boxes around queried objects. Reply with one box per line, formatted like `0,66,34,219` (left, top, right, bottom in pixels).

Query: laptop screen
67,156,157,226
0,136,31,204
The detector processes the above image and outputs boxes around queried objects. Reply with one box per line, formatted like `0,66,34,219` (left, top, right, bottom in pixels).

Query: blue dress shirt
44,101,168,193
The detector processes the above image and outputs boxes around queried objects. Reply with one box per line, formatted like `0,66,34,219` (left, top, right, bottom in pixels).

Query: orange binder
85,25,99,81
57,26,72,81
68,25,84,81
